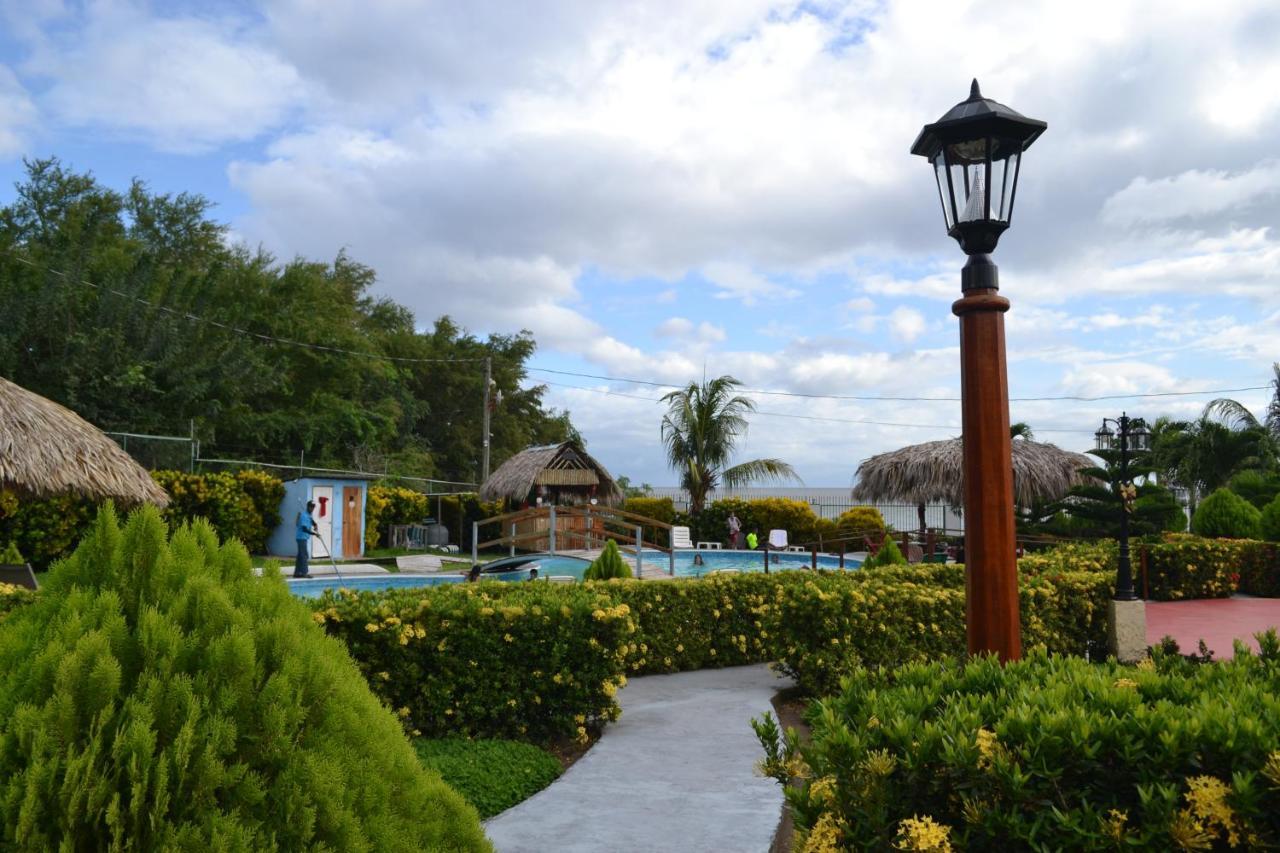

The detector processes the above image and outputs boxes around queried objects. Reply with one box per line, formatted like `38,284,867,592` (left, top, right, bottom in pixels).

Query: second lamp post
1095,414,1151,600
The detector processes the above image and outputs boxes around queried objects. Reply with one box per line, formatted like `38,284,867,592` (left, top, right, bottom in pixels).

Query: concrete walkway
484,664,790,853
1146,596,1280,657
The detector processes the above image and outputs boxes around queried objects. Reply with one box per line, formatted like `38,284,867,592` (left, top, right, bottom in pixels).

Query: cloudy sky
2,0,1279,486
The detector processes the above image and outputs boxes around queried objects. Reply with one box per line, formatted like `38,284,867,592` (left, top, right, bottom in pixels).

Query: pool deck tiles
484,663,790,853
1145,596,1280,657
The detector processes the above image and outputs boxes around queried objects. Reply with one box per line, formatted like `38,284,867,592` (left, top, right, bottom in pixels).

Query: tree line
0,159,577,482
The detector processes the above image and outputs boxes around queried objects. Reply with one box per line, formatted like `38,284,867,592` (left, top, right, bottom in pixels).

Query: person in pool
527,567,540,581
692,552,705,567
466,563,483,582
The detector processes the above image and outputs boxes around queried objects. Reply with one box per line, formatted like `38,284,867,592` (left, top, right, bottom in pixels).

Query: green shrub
1192,487,1262,539
835,506,886,539
415,738,562,819
364,485,431,550
621,497,677,546
757,642,1280,850
584,539,631,580
315,582,635,741
0,583,35,623
151,469,285,553
1229,469,1280,510
1144,535,1244,600
1261,495,1280,543
1238,542,1280,598
0,541,23,564
0,504,489,851
693,498,822,547
0,489,97,569
861,537,906,570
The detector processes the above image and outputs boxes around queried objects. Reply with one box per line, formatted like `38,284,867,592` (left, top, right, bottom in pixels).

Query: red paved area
1146,597,1280,657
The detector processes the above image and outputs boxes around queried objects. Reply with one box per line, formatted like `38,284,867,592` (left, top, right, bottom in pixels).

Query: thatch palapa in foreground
481,441,623,506
0,375,169,506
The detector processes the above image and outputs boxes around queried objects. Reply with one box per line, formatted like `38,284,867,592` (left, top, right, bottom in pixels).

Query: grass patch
416,738,563,819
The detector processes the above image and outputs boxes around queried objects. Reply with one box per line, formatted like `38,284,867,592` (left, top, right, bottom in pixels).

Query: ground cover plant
0,504,489,851
757,641,1280,851
415,738,562,819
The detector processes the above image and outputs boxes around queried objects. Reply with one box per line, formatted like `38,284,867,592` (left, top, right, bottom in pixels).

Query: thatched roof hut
0,376,169,506
481,441,623,506
851,437,1096,532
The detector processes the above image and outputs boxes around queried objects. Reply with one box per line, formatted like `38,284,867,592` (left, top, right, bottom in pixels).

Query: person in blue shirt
294,500,318,578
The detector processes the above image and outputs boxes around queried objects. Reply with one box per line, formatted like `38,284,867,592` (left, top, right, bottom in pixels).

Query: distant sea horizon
643,486,963,530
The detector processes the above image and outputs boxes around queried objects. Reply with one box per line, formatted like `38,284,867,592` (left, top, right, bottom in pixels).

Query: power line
528,366,1271,404
6,251,487,365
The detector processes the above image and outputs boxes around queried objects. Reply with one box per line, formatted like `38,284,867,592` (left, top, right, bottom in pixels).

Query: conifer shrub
0,541,23,564
583,539,631,580
0,504,490,852
756,641,1280,850
861,536,907,570
1191,488,1262,539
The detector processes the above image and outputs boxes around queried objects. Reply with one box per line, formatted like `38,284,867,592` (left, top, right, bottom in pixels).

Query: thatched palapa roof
0,376,169,506
481,441,623,505
851,437,1096,507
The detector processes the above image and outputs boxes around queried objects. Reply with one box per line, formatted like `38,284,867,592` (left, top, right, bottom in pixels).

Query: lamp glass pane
933,155,954,229
950,161,987,223
990,153,1016,222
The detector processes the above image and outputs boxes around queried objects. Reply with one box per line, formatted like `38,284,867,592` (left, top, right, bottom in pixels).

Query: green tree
1191,488,1262,539
1047,445,1186,537
1010,422,1034,440
659,376,799,515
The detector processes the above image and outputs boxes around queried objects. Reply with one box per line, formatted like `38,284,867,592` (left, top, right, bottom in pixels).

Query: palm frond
721,458,802,489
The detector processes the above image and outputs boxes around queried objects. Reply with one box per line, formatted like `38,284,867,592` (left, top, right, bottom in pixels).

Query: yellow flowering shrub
757,638,1280,849
315,581,635,740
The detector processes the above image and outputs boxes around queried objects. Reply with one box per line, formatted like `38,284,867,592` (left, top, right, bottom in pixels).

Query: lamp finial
969,79,982,100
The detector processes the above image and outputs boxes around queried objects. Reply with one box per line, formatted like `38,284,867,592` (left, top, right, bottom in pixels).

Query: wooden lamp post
910,80,1047,661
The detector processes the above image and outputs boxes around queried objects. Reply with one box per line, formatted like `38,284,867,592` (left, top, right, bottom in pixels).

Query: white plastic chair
768,529,788,550
671,526,693,549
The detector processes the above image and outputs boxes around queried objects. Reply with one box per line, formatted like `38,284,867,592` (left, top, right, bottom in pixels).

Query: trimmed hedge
0,489,97,569
151,469,285,554
314,582,635,741
317,558,1117,738
365,485,431,550
0,504,489,851
757,642,1280,850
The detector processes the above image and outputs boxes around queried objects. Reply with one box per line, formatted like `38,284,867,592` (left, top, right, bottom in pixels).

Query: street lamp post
911,80,1046,662
1095,414,1151,601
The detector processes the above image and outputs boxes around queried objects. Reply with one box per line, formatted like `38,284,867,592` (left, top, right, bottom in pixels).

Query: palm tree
660,375,800,514
1150,399,1277,513
1267,362,1280,442
1010,422,1034,440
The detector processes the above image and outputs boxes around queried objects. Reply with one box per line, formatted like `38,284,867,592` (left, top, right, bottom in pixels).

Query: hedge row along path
484,664,789,853
1146,596,1280,656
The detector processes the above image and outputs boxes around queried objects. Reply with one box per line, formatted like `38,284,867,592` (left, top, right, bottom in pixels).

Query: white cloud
703,262,801,306
0,65,36,157
889,306,926,344
1059,362,1179,398
27,3,302,151
654,317,694,338
1102,161,1280,226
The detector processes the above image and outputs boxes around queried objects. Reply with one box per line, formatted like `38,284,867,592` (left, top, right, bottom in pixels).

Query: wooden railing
471,504,677,576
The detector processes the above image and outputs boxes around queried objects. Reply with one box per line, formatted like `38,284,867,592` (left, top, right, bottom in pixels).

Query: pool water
649,549,862,577
287,551,859,597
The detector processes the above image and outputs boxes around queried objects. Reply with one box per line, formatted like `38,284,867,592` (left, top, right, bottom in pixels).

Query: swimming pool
649,549,862,577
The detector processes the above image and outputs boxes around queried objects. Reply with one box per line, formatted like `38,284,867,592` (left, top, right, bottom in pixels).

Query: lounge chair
547,575,577,584
695,541,722,550
0,562,37,590
671,526,693,549
767,529,788,551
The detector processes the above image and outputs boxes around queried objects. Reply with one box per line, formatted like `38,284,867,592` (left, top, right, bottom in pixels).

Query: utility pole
481,356,492,483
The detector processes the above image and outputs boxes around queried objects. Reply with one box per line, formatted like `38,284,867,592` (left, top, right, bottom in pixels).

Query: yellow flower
801,811,842,853
507,699,517,707
867,715,880,729
975,728,998,769
1136,657,1156,671
503,633,514,643
1106,809,1128,842
676,644,684,653
894,815,952,852
364,622,380,633
312,612,326,624
397,706,410,718
553,673,564,684
809,776,838,805
377,671,391,681
1182,775,1240,846
1113,678,1139,689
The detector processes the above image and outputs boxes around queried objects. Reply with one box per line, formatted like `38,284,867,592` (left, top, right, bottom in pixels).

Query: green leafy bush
1144,535,1244,600
1261,495,1280,543
621,497,677,546
0,488,96,568
757,642,1280,850
150,469,285,553
1192,487,1262,539
584,539,631,579
416,738,562,819
1237,542,1280,598
1229,469,1280,510
0,504,489,851
693,498,822,547
364,485,431,550
0,583,35,623
835,506,886,539
0,541,23,564
315,582,635,741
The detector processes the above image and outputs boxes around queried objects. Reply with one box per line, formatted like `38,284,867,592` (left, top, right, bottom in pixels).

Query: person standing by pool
746,529,759,550
727,511,742,549
294,500,318,578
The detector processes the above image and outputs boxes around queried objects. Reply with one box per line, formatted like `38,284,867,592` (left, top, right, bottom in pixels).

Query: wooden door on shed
342,487,362,558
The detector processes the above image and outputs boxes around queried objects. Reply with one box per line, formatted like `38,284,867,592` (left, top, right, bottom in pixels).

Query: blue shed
268,477,369,560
